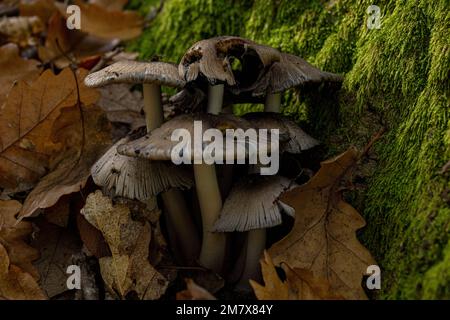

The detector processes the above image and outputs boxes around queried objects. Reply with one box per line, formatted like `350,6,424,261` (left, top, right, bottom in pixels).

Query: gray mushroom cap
91,137,193,201
84,60,185,88
243,112,320,153
213,175,297,232
179,36,281,86
117,113,271,162
232,52,343,97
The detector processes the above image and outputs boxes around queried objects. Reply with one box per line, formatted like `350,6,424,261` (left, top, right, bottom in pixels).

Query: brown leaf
0,68,99,193
18,104,112,219
283,266,344,300
176,278,217,300
0,200,39,277
44,196,70,227
59,0,143,40
82,191,168,299
249,251,289,300
250,252,343,300
0,43,41,106
0,243,46,300
269,148,376,300
19,0,57,25
97,84,145,128
76,212,111,258
30,219,82,298
89,0,129,11
38,11,120,69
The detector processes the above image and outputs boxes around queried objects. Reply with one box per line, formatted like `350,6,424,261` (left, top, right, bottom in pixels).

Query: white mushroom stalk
194,83,226,273
264,92,281,112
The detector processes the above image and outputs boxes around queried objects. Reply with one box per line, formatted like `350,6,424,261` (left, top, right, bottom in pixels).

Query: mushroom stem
143,83,164,131
161,188,200,265
236,228,266,290
207,84,224,114
192,83,227,272
142,83,199,264
264,92,281,113
194,164,225,272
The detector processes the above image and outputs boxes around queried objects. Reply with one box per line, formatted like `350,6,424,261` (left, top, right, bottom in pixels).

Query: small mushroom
243,112,320,153
91,137,193,201
85,60,185,130
179,36,281,115
213,175,296,290
232,52,343,112
117,113,263,272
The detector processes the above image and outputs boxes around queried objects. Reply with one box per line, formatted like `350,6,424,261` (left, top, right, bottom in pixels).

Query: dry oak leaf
89,0,129,11
38,11,120,69
0,243,46,300
0,43,41,106
82,191,168,299
19,0,58,25
30,219,82,298
0,200,39,278
18,104,112,219
269,147,376,300
59,0,143,40
97,84,145,128
176,278,217,300
0,68,99,193
250,251,343,300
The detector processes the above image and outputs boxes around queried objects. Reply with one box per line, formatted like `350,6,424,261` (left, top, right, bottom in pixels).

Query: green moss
130,0,450,299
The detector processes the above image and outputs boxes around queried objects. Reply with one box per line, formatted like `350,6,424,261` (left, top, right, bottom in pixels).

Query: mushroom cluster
84,36,342,290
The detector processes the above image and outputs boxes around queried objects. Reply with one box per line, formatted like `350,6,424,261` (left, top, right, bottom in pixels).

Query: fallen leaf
59,0,143,40
97,84,144,128
0,15,44,47
0,43,41,106
19,0,57,25
249,251,288,300
18,104,112,219
82,191,168,299
0,200,39,277
89,0,129,11
30,219,82,298
0,243,46,300
269,148,376,300
0,68,99,193
176,278,217,300
76,211,111,258
283,266,343,300
37,11,120,69
250,252,343,300
43,195,71,227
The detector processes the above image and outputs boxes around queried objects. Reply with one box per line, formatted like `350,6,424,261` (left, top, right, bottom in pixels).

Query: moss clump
130,0,450,299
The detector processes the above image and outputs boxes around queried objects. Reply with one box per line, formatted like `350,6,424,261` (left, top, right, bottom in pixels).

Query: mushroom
84,60,201,264
243,112,320,153
117,113,263,273
213,175,297,290
231,52,343,112
91,136,193,201
179,36,282,114
178,36,279,272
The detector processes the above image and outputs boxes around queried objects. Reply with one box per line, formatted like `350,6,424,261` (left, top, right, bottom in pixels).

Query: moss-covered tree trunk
129,0,450,299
